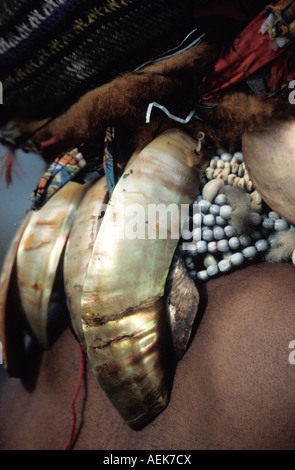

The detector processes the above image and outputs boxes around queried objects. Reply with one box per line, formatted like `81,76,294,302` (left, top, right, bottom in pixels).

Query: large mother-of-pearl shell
81,129,207,429
16,182,89,349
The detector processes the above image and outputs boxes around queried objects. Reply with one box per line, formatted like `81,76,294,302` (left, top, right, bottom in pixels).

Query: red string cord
63,342,85,450
40,136,60,149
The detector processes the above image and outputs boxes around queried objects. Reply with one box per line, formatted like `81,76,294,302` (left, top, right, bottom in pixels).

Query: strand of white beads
179,150,294,282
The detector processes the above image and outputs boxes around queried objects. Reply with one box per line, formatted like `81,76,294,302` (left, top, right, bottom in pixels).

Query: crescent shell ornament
0,213,32,376
16,181,90,349
80,129,207,428
0,128,207,427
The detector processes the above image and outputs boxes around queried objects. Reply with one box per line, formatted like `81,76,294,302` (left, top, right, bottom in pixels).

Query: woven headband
0,0,196,121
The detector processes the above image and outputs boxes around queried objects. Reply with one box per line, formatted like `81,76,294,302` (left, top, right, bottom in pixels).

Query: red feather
0,143,21,187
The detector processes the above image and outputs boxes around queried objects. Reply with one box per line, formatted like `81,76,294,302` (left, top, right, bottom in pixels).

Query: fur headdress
1,1,294,176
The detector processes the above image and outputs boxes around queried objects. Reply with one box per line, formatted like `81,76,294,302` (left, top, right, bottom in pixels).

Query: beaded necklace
179,148,295,282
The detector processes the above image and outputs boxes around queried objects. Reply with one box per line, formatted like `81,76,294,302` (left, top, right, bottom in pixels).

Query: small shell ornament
165,254,200,360
80,129,207,429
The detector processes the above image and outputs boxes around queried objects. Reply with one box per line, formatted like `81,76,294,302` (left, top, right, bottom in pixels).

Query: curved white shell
16,181,89,349
0,214,32,376
81,129,207,428
64,177,109,347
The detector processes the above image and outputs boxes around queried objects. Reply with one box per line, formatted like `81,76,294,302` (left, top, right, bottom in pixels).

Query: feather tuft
265,229,295,263
224,185,254,235
0,144,21,187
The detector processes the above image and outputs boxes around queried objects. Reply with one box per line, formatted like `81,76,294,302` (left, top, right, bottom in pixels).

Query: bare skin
0,262,295,450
